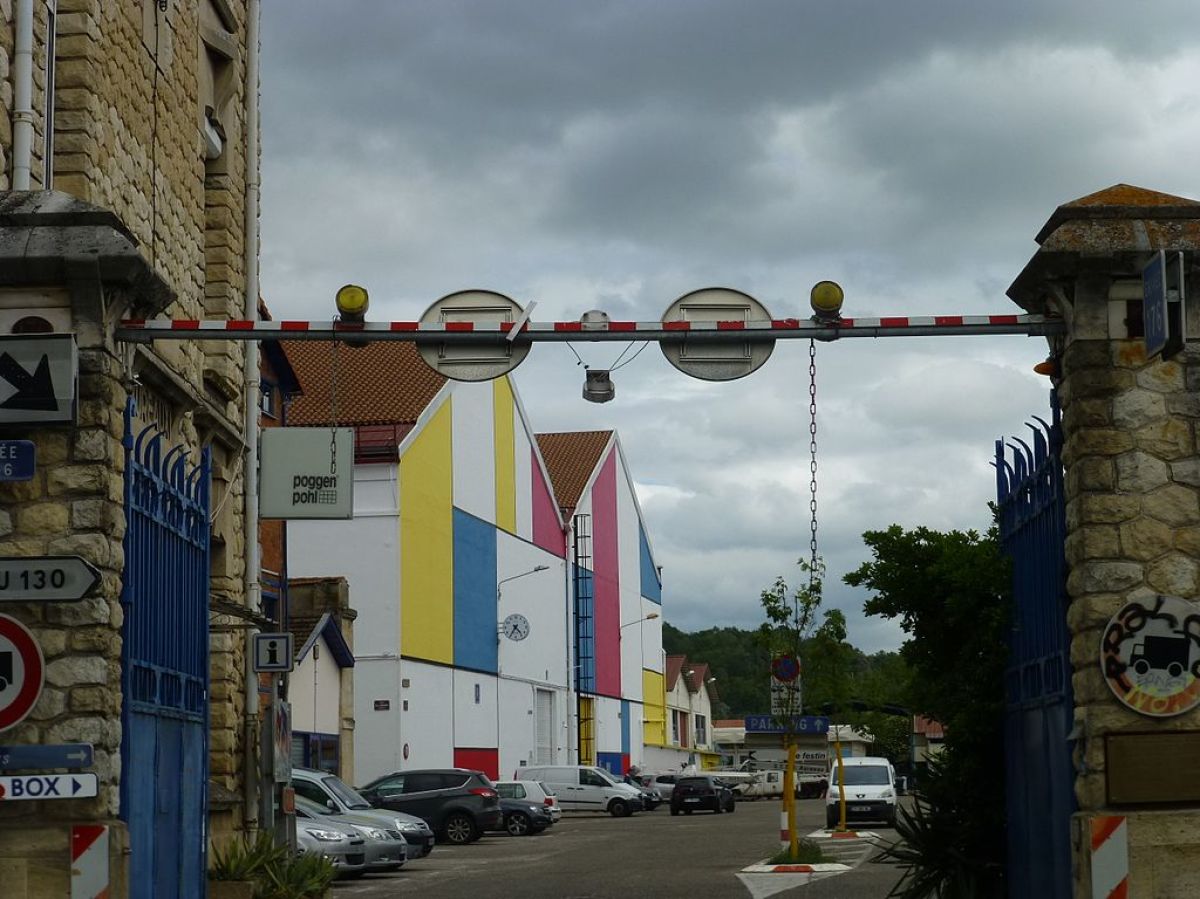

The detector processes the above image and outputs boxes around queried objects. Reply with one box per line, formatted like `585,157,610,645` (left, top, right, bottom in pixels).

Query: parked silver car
293,809,367,877
641,773,681,801
296,795,407,872
292,767,437,859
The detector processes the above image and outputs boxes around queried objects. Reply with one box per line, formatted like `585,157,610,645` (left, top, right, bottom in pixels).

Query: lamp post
619,611,659,634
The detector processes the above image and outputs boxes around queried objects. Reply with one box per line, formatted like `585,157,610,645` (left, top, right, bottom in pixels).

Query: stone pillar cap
1008,184,1200,313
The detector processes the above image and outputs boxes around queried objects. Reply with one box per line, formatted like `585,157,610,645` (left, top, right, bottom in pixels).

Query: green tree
845,522,1010,898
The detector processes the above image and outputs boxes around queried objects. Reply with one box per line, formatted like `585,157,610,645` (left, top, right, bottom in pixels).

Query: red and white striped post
70,824,109,899
1090,815,1128,899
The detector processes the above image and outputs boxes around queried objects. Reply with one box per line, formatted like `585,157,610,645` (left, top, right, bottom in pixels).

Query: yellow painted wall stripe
579,696,595,765
493,378,516,533
642,670,666,747
400,401,454,663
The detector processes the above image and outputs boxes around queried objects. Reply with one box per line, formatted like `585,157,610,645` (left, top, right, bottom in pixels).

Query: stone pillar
1008,185,1200,898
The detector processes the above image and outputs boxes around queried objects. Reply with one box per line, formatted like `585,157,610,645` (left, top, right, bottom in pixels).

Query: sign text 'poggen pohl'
259,428,354,519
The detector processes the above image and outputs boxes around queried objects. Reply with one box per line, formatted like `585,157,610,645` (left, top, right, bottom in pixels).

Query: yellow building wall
401,401,455,662
642,670,666,746
493,378,516,533
579,697,596,765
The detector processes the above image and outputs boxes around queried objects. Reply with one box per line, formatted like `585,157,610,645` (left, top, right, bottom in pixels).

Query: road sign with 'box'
0,772,98,801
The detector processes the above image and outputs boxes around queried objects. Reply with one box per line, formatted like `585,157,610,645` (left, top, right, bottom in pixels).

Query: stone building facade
1008,184,1200,898
0,1,257,895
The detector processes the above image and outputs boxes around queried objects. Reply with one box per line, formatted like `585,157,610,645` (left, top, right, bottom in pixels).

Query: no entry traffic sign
0,615,45,734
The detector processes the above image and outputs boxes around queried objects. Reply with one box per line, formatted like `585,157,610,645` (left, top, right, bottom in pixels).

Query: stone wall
0,1,256,894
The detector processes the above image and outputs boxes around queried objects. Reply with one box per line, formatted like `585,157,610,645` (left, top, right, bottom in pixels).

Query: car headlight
880,790,894,799
305,828,345,842
356,826,388,840
397,822,423,833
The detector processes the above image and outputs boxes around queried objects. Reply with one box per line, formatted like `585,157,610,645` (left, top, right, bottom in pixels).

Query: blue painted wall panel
454,509,498,673
639,525,661,604
597,751,624,776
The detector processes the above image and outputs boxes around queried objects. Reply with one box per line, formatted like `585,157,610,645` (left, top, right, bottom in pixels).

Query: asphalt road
331,797,908,898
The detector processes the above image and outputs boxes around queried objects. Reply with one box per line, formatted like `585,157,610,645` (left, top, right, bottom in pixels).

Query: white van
515,765,644,817
825,756,897,827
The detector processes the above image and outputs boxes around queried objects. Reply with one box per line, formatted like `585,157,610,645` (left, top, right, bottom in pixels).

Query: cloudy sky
258,1,1200,653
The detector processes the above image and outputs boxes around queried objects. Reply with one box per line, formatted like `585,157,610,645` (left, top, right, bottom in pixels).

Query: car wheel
506,812,532,836
826,808,838,829
608,799,630,817
443,812,479,844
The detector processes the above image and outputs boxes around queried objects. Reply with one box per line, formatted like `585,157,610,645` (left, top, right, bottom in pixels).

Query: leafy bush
254,851,337,899
209,832,286,882
876,757,1004,899
768,840,827,865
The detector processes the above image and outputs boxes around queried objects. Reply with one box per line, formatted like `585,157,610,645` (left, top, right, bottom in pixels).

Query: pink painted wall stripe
531,448,565,557
592,451,621,697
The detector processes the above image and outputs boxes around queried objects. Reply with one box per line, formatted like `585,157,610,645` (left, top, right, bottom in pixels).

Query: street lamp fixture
497,565,550,595
620,611,660,630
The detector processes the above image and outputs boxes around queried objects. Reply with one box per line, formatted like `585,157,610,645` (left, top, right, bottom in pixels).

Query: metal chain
329,337,340,477
807,339,818,587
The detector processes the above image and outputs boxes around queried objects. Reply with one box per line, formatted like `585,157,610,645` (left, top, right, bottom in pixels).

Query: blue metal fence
121,399,211,899
995,393,1073,899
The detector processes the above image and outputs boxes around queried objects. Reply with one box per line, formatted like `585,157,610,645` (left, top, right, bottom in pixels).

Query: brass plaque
1106,731,1200,805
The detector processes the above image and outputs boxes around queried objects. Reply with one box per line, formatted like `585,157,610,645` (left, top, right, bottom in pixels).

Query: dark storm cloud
260,1,1200,652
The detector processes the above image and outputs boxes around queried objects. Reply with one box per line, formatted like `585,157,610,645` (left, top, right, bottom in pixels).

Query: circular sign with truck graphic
1101,594,1200,717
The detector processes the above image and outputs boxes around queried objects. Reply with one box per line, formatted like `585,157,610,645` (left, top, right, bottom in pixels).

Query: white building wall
397,661,454,774
454,669,498,749
451,383,496,522
288,463,402,782
497,533,567,687
290,637,342,735
640,597,664,672
593,694,622,757
616,475,644,703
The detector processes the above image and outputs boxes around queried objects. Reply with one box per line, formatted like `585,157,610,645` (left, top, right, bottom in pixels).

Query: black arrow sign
0,353,56,411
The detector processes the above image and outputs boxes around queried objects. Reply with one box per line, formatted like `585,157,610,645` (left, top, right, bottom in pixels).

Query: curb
742,862,852,874
806,828,881,840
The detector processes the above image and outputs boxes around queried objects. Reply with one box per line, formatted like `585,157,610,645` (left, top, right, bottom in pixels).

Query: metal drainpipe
12,0,34,189
242,0,262,834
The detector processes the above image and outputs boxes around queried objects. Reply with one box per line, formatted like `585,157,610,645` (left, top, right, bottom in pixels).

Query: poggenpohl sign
260,427,354,519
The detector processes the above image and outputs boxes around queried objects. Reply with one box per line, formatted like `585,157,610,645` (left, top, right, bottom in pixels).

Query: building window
260,380,278,418
199,0,237,168
671,710,689,748
694,714,707,747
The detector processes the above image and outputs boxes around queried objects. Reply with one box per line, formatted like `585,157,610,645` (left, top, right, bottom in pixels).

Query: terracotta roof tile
665,654,686,691
535,431,613,515
282,341,447,426
713,719,744,729
913,716,945,738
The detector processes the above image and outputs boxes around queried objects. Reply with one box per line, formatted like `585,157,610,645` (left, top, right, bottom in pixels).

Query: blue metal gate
121,399,211,899
995,393,1073,899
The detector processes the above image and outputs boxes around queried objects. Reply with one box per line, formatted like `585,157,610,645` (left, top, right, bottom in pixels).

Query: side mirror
326,799,337,812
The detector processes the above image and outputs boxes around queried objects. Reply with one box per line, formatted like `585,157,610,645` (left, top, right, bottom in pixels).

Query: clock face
502,613,531,641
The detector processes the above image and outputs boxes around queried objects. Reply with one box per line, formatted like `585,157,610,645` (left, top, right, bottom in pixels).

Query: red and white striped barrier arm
117,314,1063,342
1090,815,1128,899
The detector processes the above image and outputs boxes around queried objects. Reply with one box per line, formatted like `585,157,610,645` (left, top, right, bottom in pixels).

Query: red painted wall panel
532,448,565,557
592,452,621,697
453,747,499,782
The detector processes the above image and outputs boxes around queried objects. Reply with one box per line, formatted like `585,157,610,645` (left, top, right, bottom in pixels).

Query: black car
669,775,735,815
358,768,503,844
490,798,555,836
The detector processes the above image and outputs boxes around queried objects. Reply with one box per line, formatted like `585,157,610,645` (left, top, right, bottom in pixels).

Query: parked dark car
358,768,503,845
670,775,735,815
490,798,555,836
622,773,660,811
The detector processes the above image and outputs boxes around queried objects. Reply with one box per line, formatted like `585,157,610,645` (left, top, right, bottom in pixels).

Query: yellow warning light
810,281,844,320
335,284,369,319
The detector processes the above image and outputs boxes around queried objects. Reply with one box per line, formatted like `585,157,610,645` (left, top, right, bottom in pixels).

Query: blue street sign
0,743,94,771
744,714,830,734
0,440,35,482
1143,250,1167,358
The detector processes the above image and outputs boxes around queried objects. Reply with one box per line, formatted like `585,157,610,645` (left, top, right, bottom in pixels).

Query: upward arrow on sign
0,353,56,411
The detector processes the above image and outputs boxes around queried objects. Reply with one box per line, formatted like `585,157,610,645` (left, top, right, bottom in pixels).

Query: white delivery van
825,756,897,827
516,765,644,817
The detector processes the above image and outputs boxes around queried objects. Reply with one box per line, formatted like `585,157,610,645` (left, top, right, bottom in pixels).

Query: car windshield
321,774,373,810
595,769,621,786
831,766,890,786
294,795,327,818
